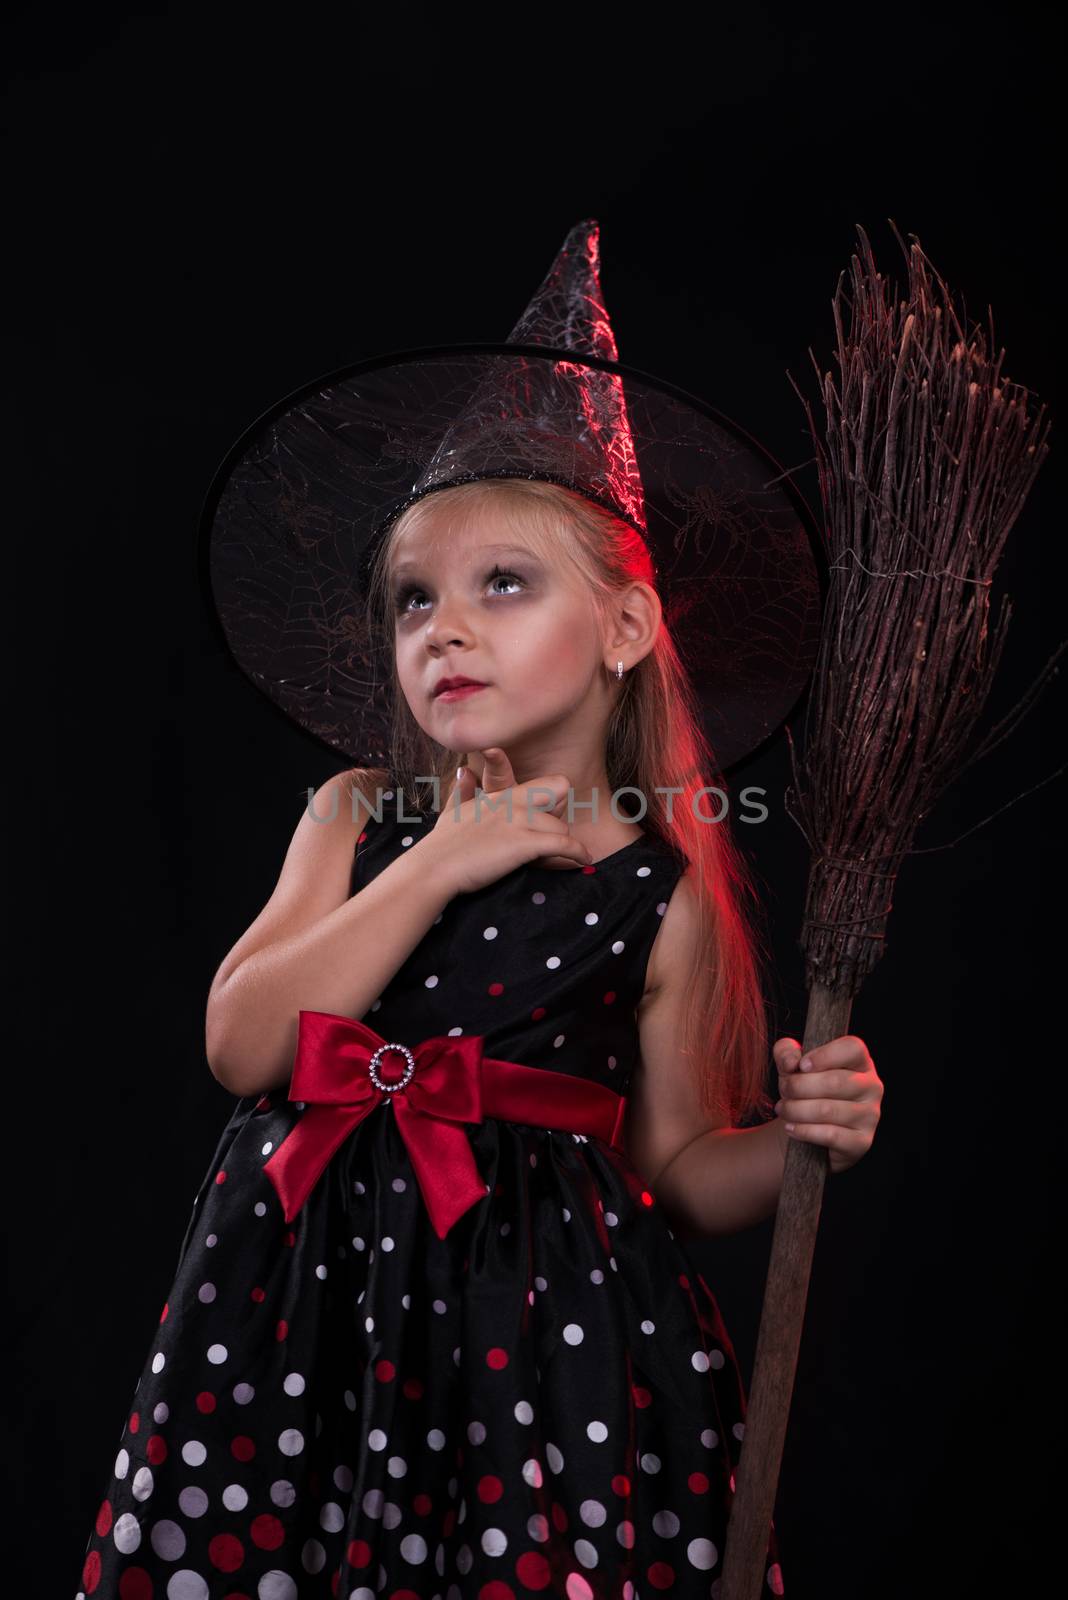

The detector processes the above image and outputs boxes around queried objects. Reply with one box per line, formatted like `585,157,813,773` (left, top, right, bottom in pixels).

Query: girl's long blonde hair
350,476,776,1128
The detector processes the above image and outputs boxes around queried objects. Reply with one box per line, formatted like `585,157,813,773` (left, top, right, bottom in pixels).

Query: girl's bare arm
205,770,455,1099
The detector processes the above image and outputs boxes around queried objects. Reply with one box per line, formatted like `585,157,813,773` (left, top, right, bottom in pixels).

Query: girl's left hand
772,1035,884,1176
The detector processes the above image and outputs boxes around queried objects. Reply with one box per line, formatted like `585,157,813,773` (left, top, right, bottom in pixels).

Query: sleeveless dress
76,786,785,1599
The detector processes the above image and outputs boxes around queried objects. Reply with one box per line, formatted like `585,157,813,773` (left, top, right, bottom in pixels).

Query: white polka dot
562,1323,584,1345
153,1403,170,1423
257,1575,298,1600
688,1536,719,1569
546,1441,565,1473
616,1520,636,1550
514,1401,533,1425
640,1452,662,1473
427,1428,446,1450
388,1455,408,1478
586,1420,608,1443
179,1486,209,1517
653,1509,680,1537
271,1479,297,1506
733,1421,746,1440
636,865,651,876
400,1533,428,1563
523,1458,544,1488
692,1350,711,1373
611,940,625,954
181,1440,206,1467
580,1498,607,1526
590,1268,604,1284
532,891,546,904
391,1176,407,1192
198,1282,216,1303
700,1427,720,1448
566,1575,594,1599
278,1428,304,1456
710,1348,725,1368
206,1343,228,1365
483,925,498,940
261,1141,274,1155
205,1233,218,1247
254,1201,267,1216
150,1520,186,1558
319,1501,344,1532
165,1574,208,1600
283,1372,306,1396
604,1211,618,1226
575,1538,599,1568
546,955,561,969
222,1483,248,1510
362,1487,385,1517
640,1319,655,1334
432,1298,447,1314
112,1512,140,1552
233,1382,255,1405
151,1351,166,1374
424,974,439,988
368,1428,388,1451
468,1420,487,1444
481,1527,508,1556
585,912,599,925
315,1263,328,1279
132,1465,155,1500
553,1033,566,1048
400,834,413,848
528,1510,549,1539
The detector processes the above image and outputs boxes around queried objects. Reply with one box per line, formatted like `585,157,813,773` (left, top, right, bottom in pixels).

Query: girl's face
390,505,610,767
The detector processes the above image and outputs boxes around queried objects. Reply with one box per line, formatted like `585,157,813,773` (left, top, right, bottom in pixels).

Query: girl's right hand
421,747,593,896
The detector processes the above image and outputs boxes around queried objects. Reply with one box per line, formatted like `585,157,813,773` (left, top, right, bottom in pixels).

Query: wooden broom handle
719,981,853,1600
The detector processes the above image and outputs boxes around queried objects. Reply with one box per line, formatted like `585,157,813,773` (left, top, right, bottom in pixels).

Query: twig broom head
784,221,1051,994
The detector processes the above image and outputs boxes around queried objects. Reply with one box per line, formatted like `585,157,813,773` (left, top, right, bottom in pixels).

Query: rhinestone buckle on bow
367,1041,417,1096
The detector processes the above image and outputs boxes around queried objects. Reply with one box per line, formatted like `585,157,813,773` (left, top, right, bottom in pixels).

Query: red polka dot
250,1513,285,1550
128,1411,140,1434
531,1006,547,1021
640,1190,655,1207
476,1474,503,1503
374,1358,396,1382
215,1169,227,1185
208,1533,245,1572
516,1550,552,1588
231,1435,256,1462
485,1347,509,1370
196,1391,217,1413
275,1319,289,1341
389,1592,424,1600
478,1583,517,1600
412,1492,433,1515
688,1471,710,1493
647,1562,676,1589
550,1501,568,1531
346,1539,372,1568
488,981,505,996
251,1286,265,1303
117,1570,153,1600
611,1473,632,1495
402,1377,424,1400
146,1433,168,1464
678,1273,690,1289
284,1230,297,1247
159,1302,170,1323
81,1551,101,1593
602,990,617,1005
581,864,596,874
95,1499,113,1536
632,1385,652,1409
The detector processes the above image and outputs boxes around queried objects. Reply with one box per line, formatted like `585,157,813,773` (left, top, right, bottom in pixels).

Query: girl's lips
435,683,488,701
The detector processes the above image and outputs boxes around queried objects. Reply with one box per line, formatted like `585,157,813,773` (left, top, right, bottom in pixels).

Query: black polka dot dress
77,788,785,1598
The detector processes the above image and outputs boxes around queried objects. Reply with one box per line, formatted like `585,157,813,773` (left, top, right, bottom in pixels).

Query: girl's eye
392,565,526,615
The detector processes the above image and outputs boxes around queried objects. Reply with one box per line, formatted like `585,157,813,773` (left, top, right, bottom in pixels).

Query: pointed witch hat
201,217,824,773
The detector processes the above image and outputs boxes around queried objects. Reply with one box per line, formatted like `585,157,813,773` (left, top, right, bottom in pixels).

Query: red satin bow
262,1010,628,1240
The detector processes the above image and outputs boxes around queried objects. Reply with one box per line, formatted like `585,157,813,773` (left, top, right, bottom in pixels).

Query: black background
5,4,1064,1595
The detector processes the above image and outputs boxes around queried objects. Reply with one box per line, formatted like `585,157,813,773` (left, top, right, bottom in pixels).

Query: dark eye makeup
392,564,527,615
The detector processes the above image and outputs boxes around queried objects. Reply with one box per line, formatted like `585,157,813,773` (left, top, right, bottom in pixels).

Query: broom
719,221,1061,1600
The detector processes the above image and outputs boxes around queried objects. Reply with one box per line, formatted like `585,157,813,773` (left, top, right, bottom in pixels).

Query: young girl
76,223,884,1598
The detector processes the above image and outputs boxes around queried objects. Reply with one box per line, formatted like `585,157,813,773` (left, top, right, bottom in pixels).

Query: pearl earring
615,660,625,680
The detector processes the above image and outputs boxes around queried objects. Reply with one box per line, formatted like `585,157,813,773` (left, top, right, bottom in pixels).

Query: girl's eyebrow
392,543,545,577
